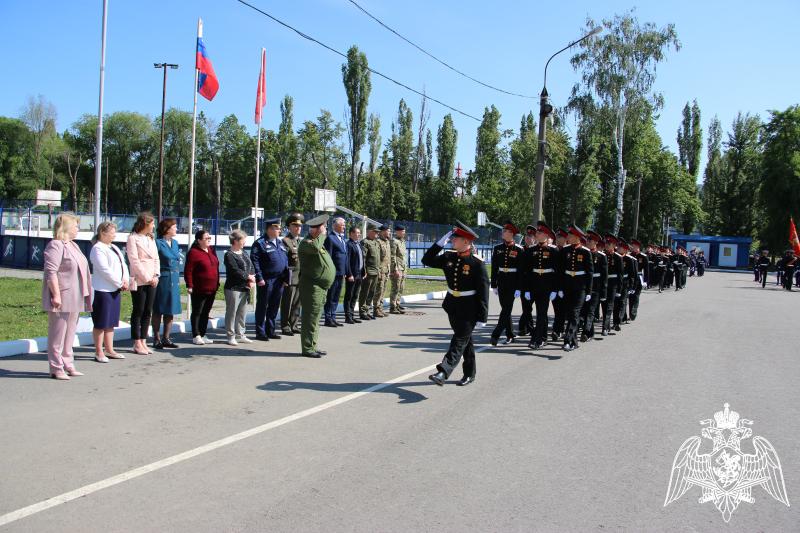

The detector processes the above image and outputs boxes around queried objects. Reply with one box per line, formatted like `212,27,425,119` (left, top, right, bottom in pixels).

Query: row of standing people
753,249,799,290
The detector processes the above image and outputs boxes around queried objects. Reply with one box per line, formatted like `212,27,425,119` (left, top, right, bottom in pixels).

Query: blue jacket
324,232,349,276
345,238,365,279
250,236,289,283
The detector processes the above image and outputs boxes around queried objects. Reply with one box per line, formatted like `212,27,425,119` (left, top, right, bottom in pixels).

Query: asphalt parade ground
1,271,799,532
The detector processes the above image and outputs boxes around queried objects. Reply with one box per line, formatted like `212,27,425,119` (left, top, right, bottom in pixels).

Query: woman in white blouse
89,221,130,362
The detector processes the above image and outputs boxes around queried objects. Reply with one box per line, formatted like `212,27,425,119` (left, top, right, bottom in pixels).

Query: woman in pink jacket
127,212,160,355
42,213,92,380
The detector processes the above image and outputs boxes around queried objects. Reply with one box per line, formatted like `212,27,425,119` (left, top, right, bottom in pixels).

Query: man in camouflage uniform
358,225,381,320
389,224,408,314
280,212,304,336
372,225,391,318
298,214,335,357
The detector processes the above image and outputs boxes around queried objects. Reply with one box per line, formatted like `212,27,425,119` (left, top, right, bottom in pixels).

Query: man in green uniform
389,224,408,314
280,212,304,336
298,214,335,357
372,225,391,318
359,225,381,320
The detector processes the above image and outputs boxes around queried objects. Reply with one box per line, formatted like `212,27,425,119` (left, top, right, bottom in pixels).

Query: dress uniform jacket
560,244,594,293
607,252,624,298
623,254,638,292
591,250,608,296
251,237,289,284
491,241,523,290
521,243,560,294
633,252,649,289
422,243,489,323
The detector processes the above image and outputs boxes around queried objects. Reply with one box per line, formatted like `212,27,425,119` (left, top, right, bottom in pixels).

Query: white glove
476,322,487,328
615,293,621,298
628,289,635,295
585,294,591,302
493,288,498,296
558,291,564,298
549,291,556,301
524,291,531,300
435,230,454,247
514,290,521,298
600,297,606,302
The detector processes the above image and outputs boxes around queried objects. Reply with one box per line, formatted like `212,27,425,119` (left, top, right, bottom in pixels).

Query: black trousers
552,294,565,335
130,284,156,340
531,289,551,345
190,292,215,337
491,285,516,340
614,285,628,326
603,279,619,332
518,294,533,335
343,277,362,318
580,291,601,337
656,267,666,291
784,267,795,290
437,314,477,379
759,267,768,287
563,287,585,346
628,286,642,320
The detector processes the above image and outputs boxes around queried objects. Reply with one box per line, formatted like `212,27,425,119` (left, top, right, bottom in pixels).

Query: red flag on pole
255,48,267,124
790,217,800,255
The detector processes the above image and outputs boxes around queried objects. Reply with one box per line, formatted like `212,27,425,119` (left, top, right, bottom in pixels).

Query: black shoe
518,329,529,337
353,318,362,323
302,352,322,358
268,334,282,340
281,330,295,336
502,336,516,345
335,321,344,327
315,350,327,356
490,336,499,346
256,335,270,341
613,324,621,332
428,371,446,386
528,340,542,349
457,376,475,387
601,329,608,336
324,321,337,328
562,343,575,352
153,340,164,350
580,332,588,343
162,339,178,349
345,318,356,324
359,315,371,321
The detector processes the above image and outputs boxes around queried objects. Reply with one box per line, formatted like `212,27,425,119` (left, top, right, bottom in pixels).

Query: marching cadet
372,225,391,318
298,214,336,357
389,225,408,314
628,239,648,321
756,249,771,288
646,244,657,289
602,234,624,334
580,231,607,342
490,222,523,345
358,225,381,320
696,250,707,276
778,249,798,291
672,246,686,291
559,226,593,351
251,217,289,341
280,213,304,336
517,225,538,336
618,239,637,323
424,221,489,387
521,222,560,349
551,227,568,341
752,251,761,282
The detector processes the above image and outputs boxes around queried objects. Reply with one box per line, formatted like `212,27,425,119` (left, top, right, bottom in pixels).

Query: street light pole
154,62,178,220
532,26,602,224
632,175,642,239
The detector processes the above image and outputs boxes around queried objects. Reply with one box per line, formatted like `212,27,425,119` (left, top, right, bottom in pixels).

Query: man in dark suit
343,225,365,324
323,216,349,327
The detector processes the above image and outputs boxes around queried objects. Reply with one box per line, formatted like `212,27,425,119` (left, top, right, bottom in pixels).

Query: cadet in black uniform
628,239,648,320
521,222,560,349
580,231,607,342
756,249,771,288
490,222,523,345
559,226,593,351
602,235,624,335
778,249,798,291
653,246,667,292
517,226,537,336
424,221,490,387
550,228,568,341
617,239,636,325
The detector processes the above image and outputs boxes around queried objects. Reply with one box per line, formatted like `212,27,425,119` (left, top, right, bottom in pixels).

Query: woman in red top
184,230,220,345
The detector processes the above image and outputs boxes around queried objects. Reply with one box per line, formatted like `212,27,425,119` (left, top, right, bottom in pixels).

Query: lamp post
533,26,602,224
154,62,179,219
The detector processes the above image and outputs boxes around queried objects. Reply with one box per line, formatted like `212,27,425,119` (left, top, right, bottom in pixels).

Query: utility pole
154,62,179,219
632,175,642,239
93,0,109,230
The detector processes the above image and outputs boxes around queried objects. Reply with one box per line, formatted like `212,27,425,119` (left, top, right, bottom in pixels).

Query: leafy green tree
718,113,762,236
570,10,680,233
0,117,36,198
700,116,724,233
276,95,298,212
677,100,703,179
342,46,371,206
389,99,416,219
473,105,509,221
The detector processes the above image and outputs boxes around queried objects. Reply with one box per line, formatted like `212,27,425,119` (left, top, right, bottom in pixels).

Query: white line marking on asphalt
0,341,494,527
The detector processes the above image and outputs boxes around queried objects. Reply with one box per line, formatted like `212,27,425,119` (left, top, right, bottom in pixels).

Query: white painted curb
0,291,446,358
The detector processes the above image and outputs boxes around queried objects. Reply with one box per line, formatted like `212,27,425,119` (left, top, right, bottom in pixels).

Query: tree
276,95,298,212
677,100,702,179
389,99,416,219
759,106,800,251
570,10,680,233
19,94,58,188
701,116,724,233
436,114,458,181
718,113,762,236
0,117,36,198
342,45,371,207
473,105,509,221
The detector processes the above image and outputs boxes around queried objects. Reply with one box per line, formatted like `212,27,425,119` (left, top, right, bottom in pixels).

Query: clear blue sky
2,0,798,181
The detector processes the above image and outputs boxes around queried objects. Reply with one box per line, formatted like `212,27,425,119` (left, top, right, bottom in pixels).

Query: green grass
408,267,444,277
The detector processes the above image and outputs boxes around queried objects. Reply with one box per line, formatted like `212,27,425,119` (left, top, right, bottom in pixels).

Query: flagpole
254,125,261,239
186,17,201,319
93,0,108,230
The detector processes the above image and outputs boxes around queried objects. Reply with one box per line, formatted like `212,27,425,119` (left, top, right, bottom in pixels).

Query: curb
0,291,446,358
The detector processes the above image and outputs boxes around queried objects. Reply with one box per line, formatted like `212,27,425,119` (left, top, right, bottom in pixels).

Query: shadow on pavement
257,380,431,404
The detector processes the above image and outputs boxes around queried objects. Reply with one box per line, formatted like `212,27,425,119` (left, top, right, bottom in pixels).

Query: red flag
196,19,219,101
255,49,267,124
790,217,800,255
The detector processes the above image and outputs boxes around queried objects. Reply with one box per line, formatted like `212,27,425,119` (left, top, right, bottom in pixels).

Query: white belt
592,273,601,277
448,289,476,297
532,268,554,274
607,274,618,278
565,270,586,277
623,274,629,278
498,267,517,272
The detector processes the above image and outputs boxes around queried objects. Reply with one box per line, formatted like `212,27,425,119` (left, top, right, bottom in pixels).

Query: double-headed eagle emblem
664,403,790,522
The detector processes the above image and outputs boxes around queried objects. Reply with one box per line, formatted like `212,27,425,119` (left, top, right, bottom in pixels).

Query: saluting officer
559,226,593,351
602,234,624,335
251,217,289,341
580,231,607,342
424,221,489,387
517,225,538,336
280,212,304,336
490,222,523,345
298,214,335,357
521,222,560,349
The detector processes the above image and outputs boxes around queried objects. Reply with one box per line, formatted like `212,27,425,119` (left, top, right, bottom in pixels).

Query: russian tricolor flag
196,19,219,101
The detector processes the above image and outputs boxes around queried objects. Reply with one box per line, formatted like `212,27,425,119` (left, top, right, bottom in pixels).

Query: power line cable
346,0,536,99
235,0,482,121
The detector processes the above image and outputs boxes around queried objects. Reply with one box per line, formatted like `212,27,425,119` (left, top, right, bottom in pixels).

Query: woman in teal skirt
152,218,182,349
